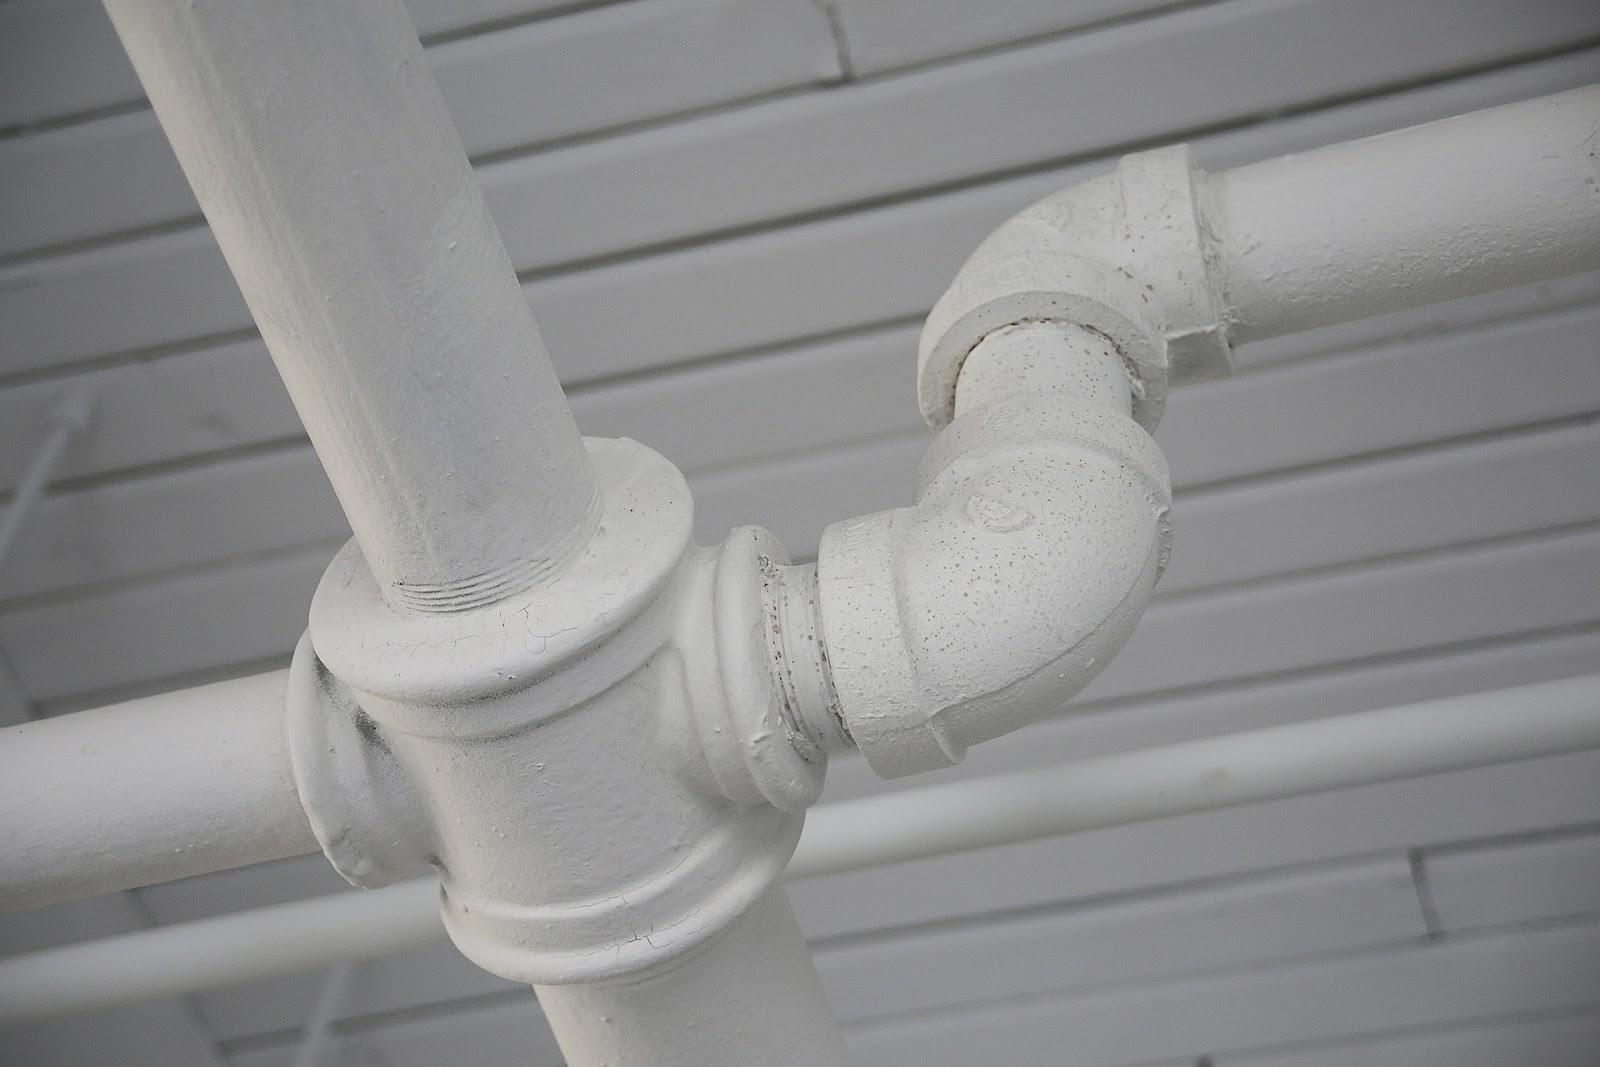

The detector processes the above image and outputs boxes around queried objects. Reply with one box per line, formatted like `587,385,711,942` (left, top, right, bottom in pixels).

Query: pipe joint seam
816,390,1171,779
677,527,834,812
918,144,1233,435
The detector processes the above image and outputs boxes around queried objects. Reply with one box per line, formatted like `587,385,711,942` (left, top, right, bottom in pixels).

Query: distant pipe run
0,392,92,575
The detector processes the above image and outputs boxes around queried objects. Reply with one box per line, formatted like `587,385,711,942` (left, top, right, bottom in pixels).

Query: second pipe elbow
809,363,1171,779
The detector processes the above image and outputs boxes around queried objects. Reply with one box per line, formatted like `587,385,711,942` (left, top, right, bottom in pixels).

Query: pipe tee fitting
285,438,821,986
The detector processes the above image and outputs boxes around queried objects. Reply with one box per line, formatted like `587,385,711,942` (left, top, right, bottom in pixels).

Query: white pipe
100,5,842,1059
794,672,1600,877
536,889,849,1066
291,962,356,1067
0,880,442,1025
0,391,92,575
1212,84,1600,343
795,321,1170,779
100,0,597,611
0,671,317,912
877,88,1600,783
917,86,1600,430
5,674,1594,1022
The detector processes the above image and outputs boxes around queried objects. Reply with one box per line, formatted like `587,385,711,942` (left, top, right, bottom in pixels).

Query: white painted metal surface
536,889,848,1066
3,2,1600,1062
0,879,443,1025
98,2,844,1061
1213,85,1600,342
0,670,314,912
101,0,598,612
4,673,1595,1022
794,673,1600,876
808,321,1171,778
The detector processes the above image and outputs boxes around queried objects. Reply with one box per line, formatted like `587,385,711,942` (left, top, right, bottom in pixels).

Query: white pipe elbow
804,325,1172,779
784,150,1215,783
791,146,1225,778
918,145,1234,437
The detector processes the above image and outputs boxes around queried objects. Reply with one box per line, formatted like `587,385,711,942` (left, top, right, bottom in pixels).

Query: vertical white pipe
100,0,598,611
0,671,317,912
1211,84,1600,343
535,889,850,1066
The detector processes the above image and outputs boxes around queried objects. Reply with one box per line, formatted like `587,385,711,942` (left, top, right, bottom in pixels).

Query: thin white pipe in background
3,674,1594,1024
793,673,1600,877
291,962,356,1067
0,391,92,727
0,391,92,576
0,881,442,1026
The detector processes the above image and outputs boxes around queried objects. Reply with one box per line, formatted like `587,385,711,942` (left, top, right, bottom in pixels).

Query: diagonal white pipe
97,7,845,1060
0,391,93,576
3,674,1595,1024
100,0,597,611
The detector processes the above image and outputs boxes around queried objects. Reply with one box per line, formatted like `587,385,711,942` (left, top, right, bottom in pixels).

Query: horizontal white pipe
1213,84,1600,343
4,674,1594,1023
795,672,1600,877
0,671,317,913
0,880,445,1026
102,0,597,610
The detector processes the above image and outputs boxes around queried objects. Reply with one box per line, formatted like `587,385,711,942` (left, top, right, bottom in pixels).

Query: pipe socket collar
918,145,1232,434
305,438,693,740
687,527,829,812
441,806,803,986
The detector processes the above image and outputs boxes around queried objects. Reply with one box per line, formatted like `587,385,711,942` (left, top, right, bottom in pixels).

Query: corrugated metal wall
2,1,1598,1063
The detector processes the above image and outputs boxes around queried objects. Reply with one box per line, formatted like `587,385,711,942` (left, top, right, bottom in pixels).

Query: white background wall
2,0,1598,1063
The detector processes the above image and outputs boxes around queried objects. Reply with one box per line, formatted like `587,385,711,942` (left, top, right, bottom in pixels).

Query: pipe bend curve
816,391,1170,778
918,145,1234,436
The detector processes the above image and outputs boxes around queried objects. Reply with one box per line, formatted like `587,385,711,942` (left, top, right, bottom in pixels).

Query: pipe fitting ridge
286,437,815,985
